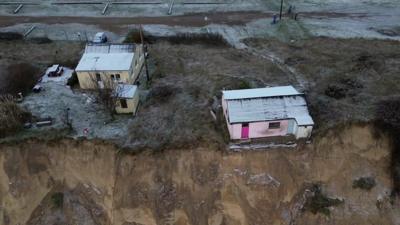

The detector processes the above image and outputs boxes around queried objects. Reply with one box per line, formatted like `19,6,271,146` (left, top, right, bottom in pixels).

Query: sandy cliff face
0,124,398,225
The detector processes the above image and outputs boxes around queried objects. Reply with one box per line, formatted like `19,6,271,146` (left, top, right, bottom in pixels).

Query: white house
222,86,314,140
75,43,145,89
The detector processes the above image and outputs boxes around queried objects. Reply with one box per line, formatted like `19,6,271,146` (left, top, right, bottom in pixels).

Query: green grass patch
304,184,344,216
51,192,64,208
353,177,376,191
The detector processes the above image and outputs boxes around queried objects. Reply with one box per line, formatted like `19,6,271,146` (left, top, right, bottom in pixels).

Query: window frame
268,122,281,129
96,73,101,82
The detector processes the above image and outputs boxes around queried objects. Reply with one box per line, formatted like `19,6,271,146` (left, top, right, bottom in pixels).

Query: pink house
222,86,314,140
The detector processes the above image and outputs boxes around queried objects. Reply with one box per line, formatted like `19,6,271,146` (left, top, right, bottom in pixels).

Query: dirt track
0,11,370,31
0,11,272,29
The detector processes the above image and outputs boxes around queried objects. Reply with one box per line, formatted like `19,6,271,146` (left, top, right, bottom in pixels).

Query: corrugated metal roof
226,95,314,126
223,86,300,100
84,44,135,54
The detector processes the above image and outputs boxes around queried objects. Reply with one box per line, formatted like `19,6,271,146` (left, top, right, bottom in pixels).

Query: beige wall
77,71,131,89
115,90,140,115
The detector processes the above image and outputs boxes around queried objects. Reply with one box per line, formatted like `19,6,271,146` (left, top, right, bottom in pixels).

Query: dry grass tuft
0,95,31,138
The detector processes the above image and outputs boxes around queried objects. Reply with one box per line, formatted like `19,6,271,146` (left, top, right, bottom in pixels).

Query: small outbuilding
222,86,314,141
75,43,145,89
114,84,139,115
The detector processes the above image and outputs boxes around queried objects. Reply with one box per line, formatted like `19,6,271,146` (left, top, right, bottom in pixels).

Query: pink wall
250,120,289,138
228,120,289,140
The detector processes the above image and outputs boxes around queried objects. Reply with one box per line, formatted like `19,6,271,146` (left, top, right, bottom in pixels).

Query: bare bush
0,95,31,138
90,75,123,119
1,63,40,95
147,85,177,103
29,37,52,44
0,32,23,41
124,29,144,44
147,33,230,47
376,98,400,129
304,184,344,216
353,177,376,191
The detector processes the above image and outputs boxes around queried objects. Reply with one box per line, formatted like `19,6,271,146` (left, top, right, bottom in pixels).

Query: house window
96,73,101,82
120,99,128,108
269,122,280,129
116,74,120,80
110,74,115,80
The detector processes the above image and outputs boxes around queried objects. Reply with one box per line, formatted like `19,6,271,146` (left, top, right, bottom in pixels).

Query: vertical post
14,4,23,14
279,0,283,20
24,25,36,37
139,25,150,82
63,30,68,40
102,2,110,15
168,0,175,15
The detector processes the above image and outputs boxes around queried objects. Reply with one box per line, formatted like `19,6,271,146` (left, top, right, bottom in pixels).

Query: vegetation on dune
124,30,230,47
0,95,31,138
0,32,23,41
51,192,64,208
375,98,400,196
304,184,344,216
353,177,376,191
1,63,40,96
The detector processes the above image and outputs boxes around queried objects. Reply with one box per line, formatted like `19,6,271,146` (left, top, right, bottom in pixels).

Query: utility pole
279,0,284,20
139,25,150,82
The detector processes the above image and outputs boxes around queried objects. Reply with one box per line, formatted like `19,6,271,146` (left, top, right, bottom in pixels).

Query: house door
96,73,104,88
241,123,249,139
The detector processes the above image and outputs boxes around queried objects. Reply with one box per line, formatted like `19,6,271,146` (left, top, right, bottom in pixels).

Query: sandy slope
0,124,398,225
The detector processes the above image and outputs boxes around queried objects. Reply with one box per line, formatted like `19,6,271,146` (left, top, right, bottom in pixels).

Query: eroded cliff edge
0,124,399,225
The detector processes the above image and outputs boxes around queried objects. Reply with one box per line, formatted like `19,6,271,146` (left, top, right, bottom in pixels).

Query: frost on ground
21,68,132,139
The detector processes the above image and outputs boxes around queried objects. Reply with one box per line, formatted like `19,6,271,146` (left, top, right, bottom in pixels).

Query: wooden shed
115,84,139,115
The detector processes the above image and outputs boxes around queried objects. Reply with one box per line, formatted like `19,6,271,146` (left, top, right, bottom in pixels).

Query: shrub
376,98,400,130
304,184,343,216
236,79,251,90
51,192,64,208
67,71,79,87
124,29,144,44
58,59,80,69
0,32,23,41
164,33,229,47
375,98,400,195
147,33,230,47
325,84,347,99
1,63,40,95
353,177,376,191
148,85,177,103
0,95,31,138
29,37,52,44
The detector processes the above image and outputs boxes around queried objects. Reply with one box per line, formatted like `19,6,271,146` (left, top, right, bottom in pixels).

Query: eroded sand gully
0,124,398,225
